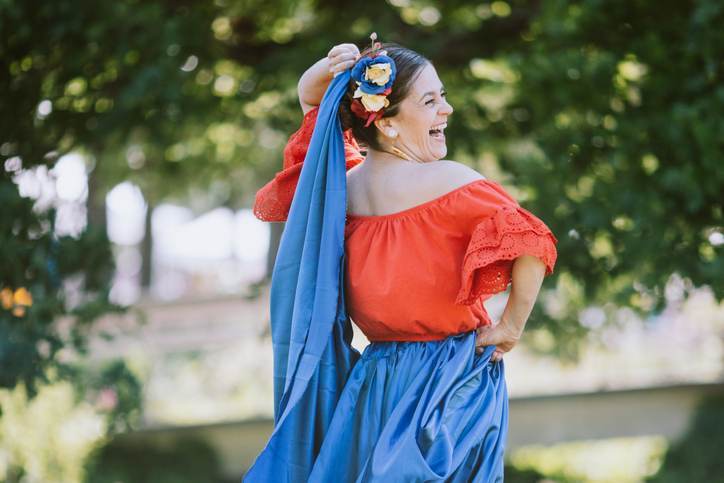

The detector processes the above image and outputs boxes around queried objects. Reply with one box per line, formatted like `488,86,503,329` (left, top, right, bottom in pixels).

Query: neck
364,146,425,166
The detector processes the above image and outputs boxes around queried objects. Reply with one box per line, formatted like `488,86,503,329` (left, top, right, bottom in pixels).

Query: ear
372,117,393,136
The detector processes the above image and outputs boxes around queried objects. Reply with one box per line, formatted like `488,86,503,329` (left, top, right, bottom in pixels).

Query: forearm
298,57,334,107
499,255,547,335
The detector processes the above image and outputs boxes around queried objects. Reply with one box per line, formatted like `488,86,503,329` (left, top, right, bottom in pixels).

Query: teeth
430,122,446,136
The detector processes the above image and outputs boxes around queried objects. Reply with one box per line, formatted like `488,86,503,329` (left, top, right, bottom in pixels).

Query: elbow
297,76,317,107
296,80,307,101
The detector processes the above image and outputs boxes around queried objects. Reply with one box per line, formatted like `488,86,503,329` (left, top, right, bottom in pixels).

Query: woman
248,38,558,482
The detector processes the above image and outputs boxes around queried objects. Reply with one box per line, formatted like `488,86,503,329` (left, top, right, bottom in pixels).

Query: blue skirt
305,330,508,482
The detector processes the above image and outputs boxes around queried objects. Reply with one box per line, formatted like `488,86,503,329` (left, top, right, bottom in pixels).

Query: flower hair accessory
350,32,397,128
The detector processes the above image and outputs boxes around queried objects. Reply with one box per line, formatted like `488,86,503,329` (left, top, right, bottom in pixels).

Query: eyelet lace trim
253,107,364,222
454,204,558,305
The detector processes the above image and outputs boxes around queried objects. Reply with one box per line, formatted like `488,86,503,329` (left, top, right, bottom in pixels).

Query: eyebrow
419,87,446,102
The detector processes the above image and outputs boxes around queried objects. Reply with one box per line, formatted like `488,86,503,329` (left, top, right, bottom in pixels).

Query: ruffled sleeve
454,184,558,305
252,106,365,222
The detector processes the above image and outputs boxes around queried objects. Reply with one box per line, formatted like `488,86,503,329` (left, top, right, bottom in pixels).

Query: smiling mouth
429,122,447,140
429,128,445,140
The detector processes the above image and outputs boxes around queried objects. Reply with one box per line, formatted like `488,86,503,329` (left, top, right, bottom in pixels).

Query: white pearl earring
388,129,397,138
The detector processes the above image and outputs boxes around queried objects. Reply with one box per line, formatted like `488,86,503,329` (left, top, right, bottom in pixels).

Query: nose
440,98,453,115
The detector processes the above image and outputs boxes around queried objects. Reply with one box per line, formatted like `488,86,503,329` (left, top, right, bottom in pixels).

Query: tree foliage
505,0,724,336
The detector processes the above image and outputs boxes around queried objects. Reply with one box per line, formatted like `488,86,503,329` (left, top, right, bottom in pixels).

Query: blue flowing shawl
243,71,361,482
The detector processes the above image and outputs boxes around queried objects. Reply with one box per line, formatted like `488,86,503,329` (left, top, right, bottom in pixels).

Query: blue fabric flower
350,55,397,95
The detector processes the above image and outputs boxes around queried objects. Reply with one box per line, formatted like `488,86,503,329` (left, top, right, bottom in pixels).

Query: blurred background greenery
1,0,722,481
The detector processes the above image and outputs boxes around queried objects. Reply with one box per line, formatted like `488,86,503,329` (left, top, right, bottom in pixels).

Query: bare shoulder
346,159,487,216
421,160,487,197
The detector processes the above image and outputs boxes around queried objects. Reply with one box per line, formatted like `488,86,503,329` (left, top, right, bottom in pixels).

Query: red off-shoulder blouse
253,106,559,342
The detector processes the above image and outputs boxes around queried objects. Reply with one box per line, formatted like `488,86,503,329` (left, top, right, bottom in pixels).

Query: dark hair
339,42,430,151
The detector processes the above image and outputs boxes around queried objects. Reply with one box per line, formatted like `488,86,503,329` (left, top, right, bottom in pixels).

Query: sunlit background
13,153,268,304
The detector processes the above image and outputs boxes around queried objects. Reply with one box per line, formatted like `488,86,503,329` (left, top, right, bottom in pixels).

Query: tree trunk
140,200,154,289
86,158,107,234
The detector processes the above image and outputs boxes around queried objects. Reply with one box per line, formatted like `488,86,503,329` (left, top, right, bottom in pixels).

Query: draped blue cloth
243,70,508,482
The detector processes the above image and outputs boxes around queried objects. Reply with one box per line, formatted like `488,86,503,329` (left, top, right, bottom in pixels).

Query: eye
425,91,448,106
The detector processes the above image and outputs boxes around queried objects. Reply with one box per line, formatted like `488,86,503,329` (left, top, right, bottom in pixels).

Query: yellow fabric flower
365,63,392,86
353,87,390,112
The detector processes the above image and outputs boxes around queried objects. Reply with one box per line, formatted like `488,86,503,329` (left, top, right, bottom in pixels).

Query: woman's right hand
475,319,522,362
327,43,361,77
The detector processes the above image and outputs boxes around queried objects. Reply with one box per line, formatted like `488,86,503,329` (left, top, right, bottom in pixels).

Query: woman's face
383,63,453,163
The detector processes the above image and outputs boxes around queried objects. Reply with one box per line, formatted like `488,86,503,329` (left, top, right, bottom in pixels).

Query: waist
360,329,483,362
365,331,475,343
355,315,491,343
347,293,492,342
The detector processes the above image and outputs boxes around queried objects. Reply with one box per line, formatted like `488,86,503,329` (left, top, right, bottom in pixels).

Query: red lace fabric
253,106,365,222
454,202,559,305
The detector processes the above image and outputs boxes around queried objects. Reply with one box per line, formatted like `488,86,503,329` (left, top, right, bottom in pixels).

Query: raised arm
298,43,360,114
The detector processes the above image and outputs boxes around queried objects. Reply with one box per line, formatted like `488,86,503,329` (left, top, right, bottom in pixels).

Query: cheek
409,111,435,139
396,107,437,145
